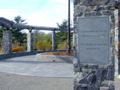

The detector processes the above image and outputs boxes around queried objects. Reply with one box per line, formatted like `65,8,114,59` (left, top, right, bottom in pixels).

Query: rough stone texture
115,0,120,76
74,0,115,90
2,30,12,54
74,0,115,5
74,0,115,65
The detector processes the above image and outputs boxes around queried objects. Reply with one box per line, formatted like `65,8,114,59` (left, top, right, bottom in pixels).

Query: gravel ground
0,72,73,90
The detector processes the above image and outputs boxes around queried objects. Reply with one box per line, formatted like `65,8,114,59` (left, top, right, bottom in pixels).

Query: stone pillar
114,9,119,76
74,0,115,90
118,9,120,74
2,30,12,54
74,0,115,69
52,30,57,50
115,0,120,75
27,29,33,52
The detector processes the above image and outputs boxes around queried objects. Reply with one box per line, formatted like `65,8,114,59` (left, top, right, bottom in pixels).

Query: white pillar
52,30,56,50
27,29,33,52
114,9,120,76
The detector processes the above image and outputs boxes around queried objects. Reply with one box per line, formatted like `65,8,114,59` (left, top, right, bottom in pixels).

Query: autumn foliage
12,46,25,52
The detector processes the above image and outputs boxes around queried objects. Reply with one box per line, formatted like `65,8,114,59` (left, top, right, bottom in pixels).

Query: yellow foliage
57,42,68,50
36,40,52,51
12,46,25,52
0,48,4,54
41,52,74,56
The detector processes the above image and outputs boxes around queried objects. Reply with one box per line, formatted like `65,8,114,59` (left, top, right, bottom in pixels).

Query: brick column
2,30,12,54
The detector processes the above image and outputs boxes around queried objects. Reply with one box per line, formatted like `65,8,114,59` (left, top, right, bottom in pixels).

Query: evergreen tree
56,20,73,49
12,16,27,45
56,20,68,49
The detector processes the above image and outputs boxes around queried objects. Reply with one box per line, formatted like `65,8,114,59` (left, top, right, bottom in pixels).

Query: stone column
115,0,120,75
114,9,119,76
74,0,115,90
2,30,12,54
118,10,120,75
52,30,57,50
27,29,33,52
74,0,115,70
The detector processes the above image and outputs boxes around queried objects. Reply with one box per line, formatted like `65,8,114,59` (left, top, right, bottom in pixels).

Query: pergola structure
0,17,69,54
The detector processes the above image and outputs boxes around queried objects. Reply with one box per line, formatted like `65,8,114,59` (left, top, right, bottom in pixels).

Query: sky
0,0,73,28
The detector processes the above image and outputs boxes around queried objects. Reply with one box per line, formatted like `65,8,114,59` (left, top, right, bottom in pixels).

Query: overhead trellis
0,17,74,54
0,17,69,31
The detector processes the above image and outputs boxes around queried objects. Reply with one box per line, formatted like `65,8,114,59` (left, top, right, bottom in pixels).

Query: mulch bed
40,52,74,56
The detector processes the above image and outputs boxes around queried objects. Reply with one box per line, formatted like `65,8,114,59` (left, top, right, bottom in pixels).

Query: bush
36,40,52,51
57,41,68,50
12,46,25,52
0,48,4,54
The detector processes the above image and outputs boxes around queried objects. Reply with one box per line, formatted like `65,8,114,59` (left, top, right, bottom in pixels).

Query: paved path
115,76,120,90
0,72,73,90
0,55,74,90
2,55,120,90
0,55,74,77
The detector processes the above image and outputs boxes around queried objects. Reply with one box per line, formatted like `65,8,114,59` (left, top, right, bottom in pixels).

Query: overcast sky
0,0,73,27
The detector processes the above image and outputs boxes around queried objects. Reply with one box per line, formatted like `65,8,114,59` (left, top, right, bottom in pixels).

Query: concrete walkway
0,72,73,90
0,55,74,77
0,55,74,90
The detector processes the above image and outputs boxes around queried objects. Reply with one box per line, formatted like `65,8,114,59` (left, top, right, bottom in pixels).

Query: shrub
45,41,52,50
36,40,52,51
41,52,74,56
0,48,4,54
12,46,25,52
57,41,68,50
36,40,45,50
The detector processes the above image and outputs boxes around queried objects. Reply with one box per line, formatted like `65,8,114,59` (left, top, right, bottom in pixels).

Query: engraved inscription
77,17,110,64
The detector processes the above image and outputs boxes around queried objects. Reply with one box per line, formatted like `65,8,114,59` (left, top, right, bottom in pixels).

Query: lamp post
68,0,71,53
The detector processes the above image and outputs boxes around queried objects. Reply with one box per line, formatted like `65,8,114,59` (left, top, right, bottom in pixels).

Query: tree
57,20,68,29
12,16,27,46
56,20,68,49
14,16,27,24
56,20,73,49
0,16,27,48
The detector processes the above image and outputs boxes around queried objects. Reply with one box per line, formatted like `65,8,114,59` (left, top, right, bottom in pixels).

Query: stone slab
76,16,111,65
